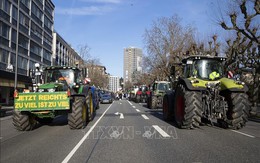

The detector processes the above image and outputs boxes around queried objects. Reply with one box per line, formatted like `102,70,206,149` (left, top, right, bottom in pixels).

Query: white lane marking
128,101,133,105
136,109,140,112
62,103,113,163
141,114,149,120
119,113,124,119
114,112,124,119
231,130,255,138
152,125,170,138
132,106,136,108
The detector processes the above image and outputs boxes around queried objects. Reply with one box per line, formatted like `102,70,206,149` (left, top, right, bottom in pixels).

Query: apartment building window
12,6,18,20
29,60,36,69
0,48,8,63
44,16,52,29
31,22,42,38
0,22,10,39
18,56,28,69
43,33,51,45
32,2,43,20
45,2,53,17
43,49,51,61
18,34,28,49
10,53,15,65
0,0,10,14
11,29,17,42
30,41,41,55
19,12,29,28
20,0,29,8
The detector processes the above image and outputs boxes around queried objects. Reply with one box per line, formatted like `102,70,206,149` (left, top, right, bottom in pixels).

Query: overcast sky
52,0,226,77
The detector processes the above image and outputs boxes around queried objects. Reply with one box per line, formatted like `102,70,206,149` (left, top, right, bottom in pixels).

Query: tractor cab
182,56,226,80
44,68,81,87
36,66,83,92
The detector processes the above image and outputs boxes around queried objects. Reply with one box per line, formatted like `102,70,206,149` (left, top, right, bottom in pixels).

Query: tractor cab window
193,59,223,80
45,69,75,87
157,83,169,91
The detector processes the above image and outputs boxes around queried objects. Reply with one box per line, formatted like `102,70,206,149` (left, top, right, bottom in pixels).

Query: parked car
100,94,113,104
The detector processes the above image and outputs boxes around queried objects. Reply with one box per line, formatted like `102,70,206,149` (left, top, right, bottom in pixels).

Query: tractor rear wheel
68,97,87,129
174,84,202,129
13,111,36,131
225,93,249,130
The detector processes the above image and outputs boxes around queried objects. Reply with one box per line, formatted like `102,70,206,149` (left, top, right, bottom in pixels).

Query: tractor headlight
48,88,55,92
38,89,44,92
235,81,245,85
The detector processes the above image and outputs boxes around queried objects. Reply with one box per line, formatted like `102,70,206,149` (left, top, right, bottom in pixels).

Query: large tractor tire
13,111,36,131
151,96,158,109
174,84,203,129
68,97,87,129
225,93,249,130
86,93,94,122
163,92,174,121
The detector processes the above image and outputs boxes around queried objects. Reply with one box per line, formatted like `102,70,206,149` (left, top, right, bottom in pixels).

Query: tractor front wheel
68,97,87,129
225,93,249,130
174,84,202,129
151,96,158,109
87,94,94,122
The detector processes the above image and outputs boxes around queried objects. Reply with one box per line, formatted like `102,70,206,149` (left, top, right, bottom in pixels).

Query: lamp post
14,0,20,89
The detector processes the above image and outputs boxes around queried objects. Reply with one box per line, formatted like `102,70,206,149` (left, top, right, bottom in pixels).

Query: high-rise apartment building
0,0,54,105
123,47,142,85
108,76,119,93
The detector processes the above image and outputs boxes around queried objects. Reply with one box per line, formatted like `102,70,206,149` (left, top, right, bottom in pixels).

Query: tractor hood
38,82,65,89
184,77,248,92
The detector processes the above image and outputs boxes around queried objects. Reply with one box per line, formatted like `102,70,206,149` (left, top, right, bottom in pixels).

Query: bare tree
186,34,221,56
77,44,108,89
217,0,260,109
143,15,196,81
78,44,91,62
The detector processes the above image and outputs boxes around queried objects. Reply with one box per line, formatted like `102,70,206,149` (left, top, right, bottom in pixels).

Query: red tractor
135,85,149,103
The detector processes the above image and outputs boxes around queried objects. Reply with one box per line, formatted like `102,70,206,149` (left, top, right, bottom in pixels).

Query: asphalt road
1,99,260,163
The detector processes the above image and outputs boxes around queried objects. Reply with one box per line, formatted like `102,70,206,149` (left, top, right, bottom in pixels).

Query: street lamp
14,0,20,89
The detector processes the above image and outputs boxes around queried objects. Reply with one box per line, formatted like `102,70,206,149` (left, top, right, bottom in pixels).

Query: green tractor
147,81,171,109
13,64,95,131
163,55,250,130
